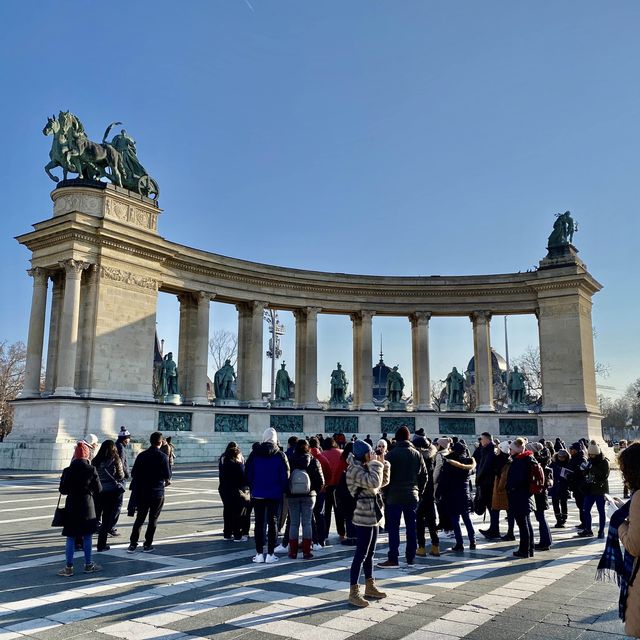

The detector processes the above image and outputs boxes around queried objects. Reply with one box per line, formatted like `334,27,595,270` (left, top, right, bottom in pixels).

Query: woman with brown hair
597,442,640,637
92,439,125,552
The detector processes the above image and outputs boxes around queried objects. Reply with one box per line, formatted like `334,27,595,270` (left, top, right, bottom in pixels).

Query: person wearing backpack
287,439,324,559
527,443,553,551
245,428,290,564
346,439,389,608
578,440,610,539
506,438,536,558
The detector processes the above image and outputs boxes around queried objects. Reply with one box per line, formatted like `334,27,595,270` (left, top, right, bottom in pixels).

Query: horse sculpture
43,111,124,186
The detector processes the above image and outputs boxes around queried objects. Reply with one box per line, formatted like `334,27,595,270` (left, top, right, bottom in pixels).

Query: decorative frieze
105,197,158,231
381,416,415,432
215,414,248,432
270,414,303,433
99,265,158,291
158,411,192,431
325,416,358,433
499,418,539,437
439,417,475,435
53,193,103,217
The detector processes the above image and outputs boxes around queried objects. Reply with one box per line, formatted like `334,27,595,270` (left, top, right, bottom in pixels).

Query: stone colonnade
16,184,602,421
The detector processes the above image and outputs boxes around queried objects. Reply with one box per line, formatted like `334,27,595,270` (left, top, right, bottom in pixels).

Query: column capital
27,267,49,286
350,310,375,323
409,311,431,327
469,310,492,324
59,259,90,278
305,306,321,318
196,291,216,304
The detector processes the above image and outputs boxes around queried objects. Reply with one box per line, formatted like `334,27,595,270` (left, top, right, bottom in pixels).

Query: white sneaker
312,543,323,551
234,536,249,543
265,553,279,564
252,553,265,563
274,544,288,553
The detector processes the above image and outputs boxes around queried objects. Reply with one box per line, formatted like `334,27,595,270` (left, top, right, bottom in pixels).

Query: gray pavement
0,467,630,640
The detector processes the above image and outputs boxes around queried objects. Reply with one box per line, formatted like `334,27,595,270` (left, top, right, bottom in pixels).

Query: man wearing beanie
578,440,610,539
476,432,500,540
245,427,290,563
568,441,588,531
112,427,132,536
377,425,427,568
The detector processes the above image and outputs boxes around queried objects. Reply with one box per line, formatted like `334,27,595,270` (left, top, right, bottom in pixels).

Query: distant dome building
372,349,391,402
466,348,508,399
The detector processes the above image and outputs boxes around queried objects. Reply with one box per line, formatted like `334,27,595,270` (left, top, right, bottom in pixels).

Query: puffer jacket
346,457,390,527
246,442,289,500
583,454,610,496
94,456,124,493
436,453,476,516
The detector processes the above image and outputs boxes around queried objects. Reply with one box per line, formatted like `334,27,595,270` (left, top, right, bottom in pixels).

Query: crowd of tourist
54,426,640,636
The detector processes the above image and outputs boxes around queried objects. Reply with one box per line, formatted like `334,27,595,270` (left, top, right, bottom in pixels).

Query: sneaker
469,541,477,550
265,553,279,564
512,550,529,559
252,553,265,563
142,545,155,552
552,522,566,529
274,544,288,553
57,565,73,577
233,536,249,543
223,536,234,541
312,543,323,551
96,545,111,552
127,544,137,553
376,559,399,569
406,558,415,566
108,529,121,537
84,562,102,573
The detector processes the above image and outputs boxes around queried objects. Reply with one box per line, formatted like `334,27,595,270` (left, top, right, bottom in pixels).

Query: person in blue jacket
246,427,289,564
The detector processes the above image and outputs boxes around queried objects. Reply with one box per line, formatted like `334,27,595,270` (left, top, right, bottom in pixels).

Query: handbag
51,494,66,527
105,465,125,495
373,493,384,522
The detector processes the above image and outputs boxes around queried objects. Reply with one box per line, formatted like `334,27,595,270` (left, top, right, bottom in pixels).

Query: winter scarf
596,500,639,621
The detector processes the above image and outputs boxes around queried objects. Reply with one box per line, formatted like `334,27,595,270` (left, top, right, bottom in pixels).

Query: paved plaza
0,466,630,640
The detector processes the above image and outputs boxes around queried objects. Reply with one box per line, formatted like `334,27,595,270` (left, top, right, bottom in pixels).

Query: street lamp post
264,309,285,401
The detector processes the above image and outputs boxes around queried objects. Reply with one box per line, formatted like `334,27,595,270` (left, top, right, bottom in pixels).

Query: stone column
470,311,494,412
190,291,214,404
410,311,432,411
537,293,598,413
294,309,307,405
43,273,64,396
20,268,49,398
351,311,375,410
54,259,90,396
237,301,266,406
178,293,197,400
302,307,320,408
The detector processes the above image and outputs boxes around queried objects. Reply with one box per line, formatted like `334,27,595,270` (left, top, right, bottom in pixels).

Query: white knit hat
498,440,511,455
262,427,278,445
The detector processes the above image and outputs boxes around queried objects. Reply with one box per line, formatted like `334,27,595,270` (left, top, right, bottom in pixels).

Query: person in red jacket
322,437,347,540
309,437,331,548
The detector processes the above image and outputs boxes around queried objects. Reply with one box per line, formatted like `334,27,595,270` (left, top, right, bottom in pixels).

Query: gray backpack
289,467,311,494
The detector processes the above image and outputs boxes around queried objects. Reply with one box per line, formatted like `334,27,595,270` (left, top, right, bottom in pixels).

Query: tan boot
364,578,387,599
348,584,369,607
416,546,427,557
429,544,440,557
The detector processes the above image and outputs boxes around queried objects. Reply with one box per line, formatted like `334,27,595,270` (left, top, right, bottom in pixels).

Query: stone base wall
0,399,604,471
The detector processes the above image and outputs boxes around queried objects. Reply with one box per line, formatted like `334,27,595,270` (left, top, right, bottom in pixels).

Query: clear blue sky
1,1,638,400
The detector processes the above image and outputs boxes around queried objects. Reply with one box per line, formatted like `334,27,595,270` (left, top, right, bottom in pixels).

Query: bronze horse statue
43,111,123,186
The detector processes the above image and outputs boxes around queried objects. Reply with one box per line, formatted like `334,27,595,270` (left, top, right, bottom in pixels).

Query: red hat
73,441,91,460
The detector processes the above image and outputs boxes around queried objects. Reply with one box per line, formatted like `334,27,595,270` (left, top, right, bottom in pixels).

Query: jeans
130,495,164,547
386,501,418,563
534,509,552,547
288,496,315,541
253,498,279,555
350,525,378,585
582,494,606,534
111,483,125,530
312,492,326,544
65,534,92,566
417,497,439,547
451,511,476,546
97,490,121,549
552,496,568,524
324,486,346,537
515,513,534,555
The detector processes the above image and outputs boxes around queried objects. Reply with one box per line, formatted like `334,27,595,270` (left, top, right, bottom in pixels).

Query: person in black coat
568,442,588,530
506,438,536,558
528,443,553,551
58,442,102,576
127,431,171,553
218,442,250,541
436,442,477,552
549,449,571,527
92,440,125,552
476,433,500,539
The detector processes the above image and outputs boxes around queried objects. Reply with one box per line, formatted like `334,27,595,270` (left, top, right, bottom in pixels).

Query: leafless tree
430,381,445,412
0,341,27,440
208,329,238,371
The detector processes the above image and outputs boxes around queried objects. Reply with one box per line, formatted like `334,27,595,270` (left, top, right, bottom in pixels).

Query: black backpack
334,470,360,520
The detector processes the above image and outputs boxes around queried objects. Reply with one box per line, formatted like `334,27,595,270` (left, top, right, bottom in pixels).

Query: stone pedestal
446,403,465,412
273,400,294,408
215,398,240,407
162,394,183,405
387,401,407,412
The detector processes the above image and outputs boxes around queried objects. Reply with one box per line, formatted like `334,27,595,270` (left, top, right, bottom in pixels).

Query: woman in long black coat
436,442,477,552
218,443,250,541
58,442,102,576
506,438,536,559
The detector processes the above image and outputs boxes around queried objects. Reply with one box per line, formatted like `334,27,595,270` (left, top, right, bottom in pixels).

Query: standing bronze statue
507,366,527,407
386,366,405,403
214,359,237,399
275,362,292,401
330,363,348,405
160,353,179,396
445,367,465,408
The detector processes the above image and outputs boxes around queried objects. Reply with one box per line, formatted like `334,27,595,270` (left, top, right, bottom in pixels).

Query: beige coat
619,491,640,638
346,457,390,527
